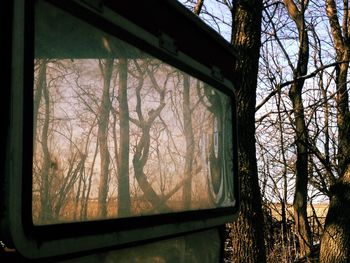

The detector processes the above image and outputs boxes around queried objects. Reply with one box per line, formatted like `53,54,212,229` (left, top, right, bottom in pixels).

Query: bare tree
283,0,313,259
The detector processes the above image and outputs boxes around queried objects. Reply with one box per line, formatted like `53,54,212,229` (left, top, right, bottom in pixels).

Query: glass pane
55,229,221,263
33,3,235,225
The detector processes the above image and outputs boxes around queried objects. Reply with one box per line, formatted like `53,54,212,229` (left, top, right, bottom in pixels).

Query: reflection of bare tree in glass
182,74,194,209
131,60,170,212
71,106,97,221
71,64,100,221
53,151,86,219
74,134,95,221
116,58,131,217
81,139,99,221
36,59,52,224
32,57,228,222
97,59,113,218
33,59,48,154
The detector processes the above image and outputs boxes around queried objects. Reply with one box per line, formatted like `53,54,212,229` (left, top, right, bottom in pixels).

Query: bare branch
256,60,350,112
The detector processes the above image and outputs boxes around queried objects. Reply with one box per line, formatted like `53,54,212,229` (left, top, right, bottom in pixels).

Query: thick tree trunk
229,1,266,262
97,59,113,219
320,1,350,262
320,166,350,263
117,58,131,217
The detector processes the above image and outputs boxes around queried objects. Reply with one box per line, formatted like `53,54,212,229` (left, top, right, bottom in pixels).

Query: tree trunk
320,166,350,263
117,58,131,217
289,84,312,259
229,0,266,262
277,90,289,247
282,0,313,259
97,59,113,219
320,1,350,262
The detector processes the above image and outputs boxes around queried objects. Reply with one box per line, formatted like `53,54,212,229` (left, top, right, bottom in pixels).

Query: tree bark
229,0,266,262
281,0,313,259
320,1,350,262
193,0,204,15
289,84,312,259
320,167,350,263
